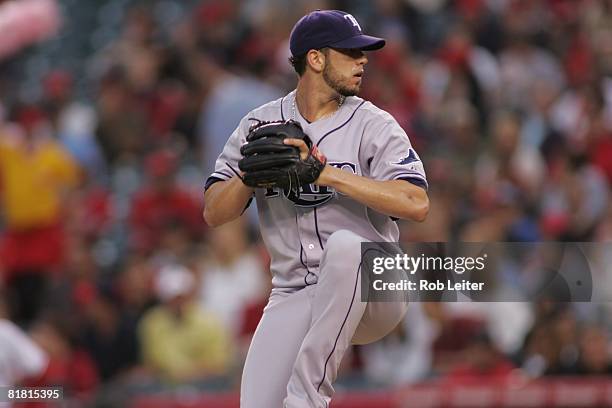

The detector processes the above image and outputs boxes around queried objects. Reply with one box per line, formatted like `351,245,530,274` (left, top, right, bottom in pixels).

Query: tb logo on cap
344,14,361,31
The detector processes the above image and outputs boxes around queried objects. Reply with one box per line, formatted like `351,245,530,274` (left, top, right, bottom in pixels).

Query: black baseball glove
238,119,327,194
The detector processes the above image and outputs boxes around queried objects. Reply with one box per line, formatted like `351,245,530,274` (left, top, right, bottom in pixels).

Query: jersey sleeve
204,115,250,191
362,118,428,190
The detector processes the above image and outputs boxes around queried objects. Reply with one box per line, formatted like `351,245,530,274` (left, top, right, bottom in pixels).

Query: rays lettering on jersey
264,162,357,207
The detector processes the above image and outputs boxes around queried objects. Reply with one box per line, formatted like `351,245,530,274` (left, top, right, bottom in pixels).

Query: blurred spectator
138,264,233,383
519,304,581,377
540,145,609,240
476,109,546,204
550,82,609,155
236,243,273,354
92,6,160,84
520,320,559,378
446,300,534,357
95,68,148,165
129,149,202,253
520,80,560,149
79,290,141,382
572,325,612,375
113,255,156,318
198,217,267,336
0,106,80,326
361,303,436,386
445,330,516,382
590,128,612,186
547,307,581,375
41,70,106,180
74,255,155,382
65,177,113,240
28,315,99,400
435,21,500,126
596,202,612,240
498,30,565,111
198,53,283,177
0,295,48,393
41,70,74,128
427,303,485,374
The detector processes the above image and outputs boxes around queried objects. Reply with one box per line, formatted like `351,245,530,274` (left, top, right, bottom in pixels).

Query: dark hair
288,48,329,76
289,54,307,76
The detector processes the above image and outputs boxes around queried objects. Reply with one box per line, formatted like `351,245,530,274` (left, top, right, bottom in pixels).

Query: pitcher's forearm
203,178,254,227
318,166,429,221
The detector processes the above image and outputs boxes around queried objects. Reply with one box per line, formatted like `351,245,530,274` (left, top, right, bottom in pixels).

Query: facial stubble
322,59,360,97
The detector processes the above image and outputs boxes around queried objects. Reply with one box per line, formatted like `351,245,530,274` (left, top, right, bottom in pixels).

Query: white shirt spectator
361,303,436,385
199,251,266,336
0,319,48,407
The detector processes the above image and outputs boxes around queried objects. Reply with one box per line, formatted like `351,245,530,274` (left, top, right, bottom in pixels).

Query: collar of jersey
288,90,358,129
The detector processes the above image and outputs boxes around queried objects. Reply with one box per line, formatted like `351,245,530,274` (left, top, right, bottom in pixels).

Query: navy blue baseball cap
289,10,385,57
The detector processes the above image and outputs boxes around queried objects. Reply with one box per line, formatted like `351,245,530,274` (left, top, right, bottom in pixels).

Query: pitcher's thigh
351,301,408,345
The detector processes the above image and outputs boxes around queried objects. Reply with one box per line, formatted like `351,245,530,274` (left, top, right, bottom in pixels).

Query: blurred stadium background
1,0,612,406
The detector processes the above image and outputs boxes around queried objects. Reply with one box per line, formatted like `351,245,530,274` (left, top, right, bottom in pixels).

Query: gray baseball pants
240,230,408,408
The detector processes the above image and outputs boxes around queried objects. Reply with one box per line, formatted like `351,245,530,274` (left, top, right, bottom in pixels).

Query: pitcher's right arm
202,116,253,227
203,177,253,227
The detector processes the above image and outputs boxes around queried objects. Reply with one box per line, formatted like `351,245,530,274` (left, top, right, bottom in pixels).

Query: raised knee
319,230,365,276
325,229,363,254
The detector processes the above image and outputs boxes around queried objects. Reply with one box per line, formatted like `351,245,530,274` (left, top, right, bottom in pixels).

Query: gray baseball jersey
205,90,427,289
206,90,427,407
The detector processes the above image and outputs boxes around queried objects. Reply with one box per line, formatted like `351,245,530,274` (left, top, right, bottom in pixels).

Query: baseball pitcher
204,9,429,408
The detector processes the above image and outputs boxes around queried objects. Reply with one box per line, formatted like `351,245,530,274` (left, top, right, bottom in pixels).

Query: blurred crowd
1,0,612,405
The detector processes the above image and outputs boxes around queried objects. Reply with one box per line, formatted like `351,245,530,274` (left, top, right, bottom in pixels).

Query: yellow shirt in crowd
138,302,233,382
0,131,79,229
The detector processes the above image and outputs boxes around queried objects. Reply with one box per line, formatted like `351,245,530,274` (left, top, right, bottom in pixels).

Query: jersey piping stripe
316,258,363,396
393,172,429,189
225,162,243,179
204,176,223,191
297,213,316,286
397,176,428,191
212,170,232,179
393,171,427,179
205,176,254,211
316,100,366,147
313,207,324,250
299,244,306,271
280,94,286,120
300,245,316,286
